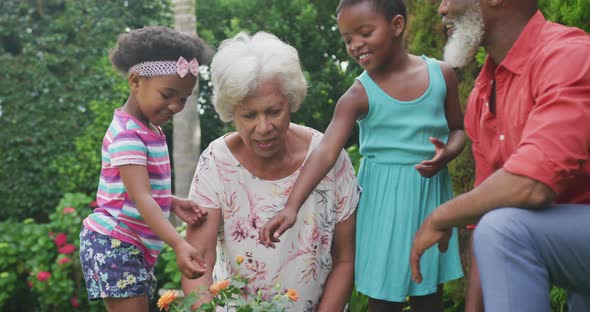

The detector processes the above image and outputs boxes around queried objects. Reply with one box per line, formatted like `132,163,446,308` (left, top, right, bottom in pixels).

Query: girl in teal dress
260,0,465,311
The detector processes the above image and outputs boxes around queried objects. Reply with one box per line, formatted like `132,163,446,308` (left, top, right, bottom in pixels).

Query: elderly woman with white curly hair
181,31,360,311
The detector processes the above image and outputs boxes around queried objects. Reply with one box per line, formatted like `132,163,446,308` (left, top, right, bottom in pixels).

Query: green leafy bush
0,193,103,311
541,0,590,32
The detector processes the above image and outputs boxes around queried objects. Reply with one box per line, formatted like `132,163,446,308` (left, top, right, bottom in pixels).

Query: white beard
443,5,485,68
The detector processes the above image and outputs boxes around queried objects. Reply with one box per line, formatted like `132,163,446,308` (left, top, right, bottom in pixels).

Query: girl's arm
182,208,221,307
119,165,206,279
259,82,368,248
415,62,466,177
441,62,466,160
318,213,356,311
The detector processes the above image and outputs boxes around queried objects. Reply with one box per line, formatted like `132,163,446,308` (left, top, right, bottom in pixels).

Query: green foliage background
2,0,588,223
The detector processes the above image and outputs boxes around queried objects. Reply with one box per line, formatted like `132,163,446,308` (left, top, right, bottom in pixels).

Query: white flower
84,247,94,260
95,253,105,265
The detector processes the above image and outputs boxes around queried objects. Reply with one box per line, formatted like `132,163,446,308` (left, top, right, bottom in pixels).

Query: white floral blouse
188,128,360,311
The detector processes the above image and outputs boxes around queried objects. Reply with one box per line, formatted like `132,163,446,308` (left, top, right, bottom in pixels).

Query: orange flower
236,255,244,265
286,288,299,301
209,284,219,296
209,280,230,296
157,290,178,311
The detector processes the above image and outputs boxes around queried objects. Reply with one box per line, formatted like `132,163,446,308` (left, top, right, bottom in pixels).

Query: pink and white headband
129,56,199,78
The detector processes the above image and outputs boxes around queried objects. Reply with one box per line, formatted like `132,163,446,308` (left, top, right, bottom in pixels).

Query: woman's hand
415,137,449,178
171,197,208,225
258,208,297,248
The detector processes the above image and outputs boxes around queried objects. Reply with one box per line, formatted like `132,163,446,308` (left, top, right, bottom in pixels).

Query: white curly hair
210,31,307,122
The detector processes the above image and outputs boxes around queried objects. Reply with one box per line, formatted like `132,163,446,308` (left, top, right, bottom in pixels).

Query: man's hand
173,239,207,279
258,208,297,248
410,216,452,283
172,198,208,225
415,137,449,178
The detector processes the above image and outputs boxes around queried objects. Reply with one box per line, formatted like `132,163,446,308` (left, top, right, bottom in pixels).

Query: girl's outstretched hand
172,198,208,225
415,137,448,178
259,208,297,248
410,216,452,284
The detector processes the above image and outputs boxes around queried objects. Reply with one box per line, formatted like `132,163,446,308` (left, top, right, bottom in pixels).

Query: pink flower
63,207,76,214
58,257,71,265
58,244,75,254
88,200,98,208
248,213,264,230
231,219,249,242
27,281,33,288
37,271,51,282
54,233,67,247
70,296,80,308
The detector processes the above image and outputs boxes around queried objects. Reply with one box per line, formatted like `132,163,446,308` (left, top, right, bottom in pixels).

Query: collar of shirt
476,10,546,85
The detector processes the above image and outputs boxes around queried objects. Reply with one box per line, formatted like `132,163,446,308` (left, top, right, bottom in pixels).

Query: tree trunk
172,0,199,199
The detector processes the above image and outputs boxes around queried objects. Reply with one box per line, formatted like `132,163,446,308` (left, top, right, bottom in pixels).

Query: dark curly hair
109,26,212,74
337,0,406,27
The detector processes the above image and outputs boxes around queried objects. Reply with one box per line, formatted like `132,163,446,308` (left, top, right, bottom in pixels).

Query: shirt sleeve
503,40,590,195
464,93,496,187
188,145,222,209
108,130,147,167
333,149,361,223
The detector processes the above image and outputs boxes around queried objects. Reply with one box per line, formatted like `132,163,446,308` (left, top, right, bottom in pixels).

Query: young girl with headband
79,26,211,311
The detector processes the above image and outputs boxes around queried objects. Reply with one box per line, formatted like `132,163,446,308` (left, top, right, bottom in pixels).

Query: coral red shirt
465,11,590,204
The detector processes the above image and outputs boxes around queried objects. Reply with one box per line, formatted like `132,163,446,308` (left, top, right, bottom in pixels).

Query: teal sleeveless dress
355,56,463,301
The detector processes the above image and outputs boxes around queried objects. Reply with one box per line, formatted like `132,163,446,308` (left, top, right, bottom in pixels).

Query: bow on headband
176,56,199,78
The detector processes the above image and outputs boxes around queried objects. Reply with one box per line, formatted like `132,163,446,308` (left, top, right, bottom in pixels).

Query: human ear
128,72,141,92
392,14,406,37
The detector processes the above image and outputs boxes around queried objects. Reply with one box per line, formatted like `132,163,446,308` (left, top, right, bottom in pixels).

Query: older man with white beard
410,0,590,311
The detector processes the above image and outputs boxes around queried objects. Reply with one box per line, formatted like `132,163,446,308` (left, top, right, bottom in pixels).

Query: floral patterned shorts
79,227,157,300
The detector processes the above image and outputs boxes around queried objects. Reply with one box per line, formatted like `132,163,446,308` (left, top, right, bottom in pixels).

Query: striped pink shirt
83,109,172,266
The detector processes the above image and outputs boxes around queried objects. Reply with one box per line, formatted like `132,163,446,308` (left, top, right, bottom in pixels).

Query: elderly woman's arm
317,213,356,312
181,208,221,306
